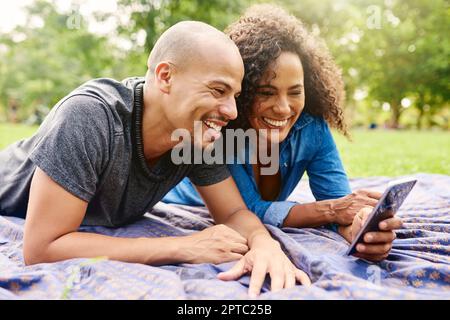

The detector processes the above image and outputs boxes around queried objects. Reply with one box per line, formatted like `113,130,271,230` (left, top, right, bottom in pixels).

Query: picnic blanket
1,173,449,299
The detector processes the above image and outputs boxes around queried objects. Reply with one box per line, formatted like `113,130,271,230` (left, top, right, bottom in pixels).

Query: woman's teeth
204,120,222,132
263,117,289,127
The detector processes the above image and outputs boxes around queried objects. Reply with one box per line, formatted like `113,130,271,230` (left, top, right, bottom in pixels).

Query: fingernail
366,234,373,242
358,244,365,251
380,222,387,229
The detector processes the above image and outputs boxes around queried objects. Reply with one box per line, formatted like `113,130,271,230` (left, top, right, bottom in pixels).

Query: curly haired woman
164,4,402,262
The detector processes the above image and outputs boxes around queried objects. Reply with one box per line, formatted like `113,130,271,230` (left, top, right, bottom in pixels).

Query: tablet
346,178,417,256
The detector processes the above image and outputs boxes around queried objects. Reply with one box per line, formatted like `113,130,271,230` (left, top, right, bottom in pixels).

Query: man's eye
290,91,303,96
213,88,225,95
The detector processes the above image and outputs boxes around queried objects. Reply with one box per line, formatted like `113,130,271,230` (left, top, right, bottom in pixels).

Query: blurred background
0,0,449,177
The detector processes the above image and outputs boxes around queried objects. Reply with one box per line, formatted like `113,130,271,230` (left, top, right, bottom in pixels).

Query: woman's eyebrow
257,84,304,89
257,85,276,89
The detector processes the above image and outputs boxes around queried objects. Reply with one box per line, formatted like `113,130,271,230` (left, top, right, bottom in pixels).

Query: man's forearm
222,209,272,247
26,231,190,266
282,202,335,228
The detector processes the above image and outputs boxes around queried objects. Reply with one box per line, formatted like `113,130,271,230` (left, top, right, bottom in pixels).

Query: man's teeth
263,117,288,127
204,120,222,132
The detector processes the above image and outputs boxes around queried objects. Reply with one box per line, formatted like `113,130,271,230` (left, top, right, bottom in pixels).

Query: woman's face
247,51,305,144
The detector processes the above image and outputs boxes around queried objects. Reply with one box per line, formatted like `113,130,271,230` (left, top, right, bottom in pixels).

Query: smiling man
0,21,310,297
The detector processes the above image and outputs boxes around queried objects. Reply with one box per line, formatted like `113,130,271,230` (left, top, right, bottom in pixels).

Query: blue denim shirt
162,112,352,227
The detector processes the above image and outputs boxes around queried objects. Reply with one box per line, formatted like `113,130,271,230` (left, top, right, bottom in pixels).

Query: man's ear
154,62,173,94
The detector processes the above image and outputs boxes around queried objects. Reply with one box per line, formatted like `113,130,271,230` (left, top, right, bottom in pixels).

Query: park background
0,0,448,178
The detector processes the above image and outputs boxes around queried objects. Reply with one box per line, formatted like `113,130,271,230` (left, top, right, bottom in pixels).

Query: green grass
0,123,39,150
0,123,449,177
333,129,450,177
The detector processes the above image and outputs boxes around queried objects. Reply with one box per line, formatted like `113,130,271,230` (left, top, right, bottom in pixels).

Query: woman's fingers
361,197,379,207
364,230,396,243
356,242,392,255
354,252,389,262
379,217,403,230
357,189,383,200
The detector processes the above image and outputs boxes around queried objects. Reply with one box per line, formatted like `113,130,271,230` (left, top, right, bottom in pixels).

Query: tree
0,0,119,121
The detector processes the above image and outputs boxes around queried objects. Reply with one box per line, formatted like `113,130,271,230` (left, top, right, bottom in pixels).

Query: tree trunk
390,102,402,129
416,107,424,130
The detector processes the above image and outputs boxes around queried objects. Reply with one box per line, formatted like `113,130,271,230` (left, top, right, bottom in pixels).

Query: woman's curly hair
225,4,349,136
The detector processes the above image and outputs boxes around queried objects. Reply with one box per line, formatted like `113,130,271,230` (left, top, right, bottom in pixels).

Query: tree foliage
0,0,448,129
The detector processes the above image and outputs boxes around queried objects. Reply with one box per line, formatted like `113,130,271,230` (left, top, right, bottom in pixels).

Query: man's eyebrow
208,80,232,91
208,80,242,95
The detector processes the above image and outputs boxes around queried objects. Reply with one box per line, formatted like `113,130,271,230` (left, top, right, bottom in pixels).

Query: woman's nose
273,96,291,115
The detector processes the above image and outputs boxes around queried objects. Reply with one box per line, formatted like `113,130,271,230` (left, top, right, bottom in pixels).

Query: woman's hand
283,189,382,229
327,189,382,225
338,207,403,262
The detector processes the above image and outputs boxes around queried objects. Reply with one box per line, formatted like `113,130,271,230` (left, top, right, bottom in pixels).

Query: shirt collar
291,111,314,131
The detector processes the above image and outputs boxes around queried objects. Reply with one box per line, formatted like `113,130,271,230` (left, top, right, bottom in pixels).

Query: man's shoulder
50,77,144,128
69,77,142,107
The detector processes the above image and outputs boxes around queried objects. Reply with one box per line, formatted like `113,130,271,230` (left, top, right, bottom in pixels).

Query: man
0,21,310,297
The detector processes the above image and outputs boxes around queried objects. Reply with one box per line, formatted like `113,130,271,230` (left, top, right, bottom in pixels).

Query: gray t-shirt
0,77,230,226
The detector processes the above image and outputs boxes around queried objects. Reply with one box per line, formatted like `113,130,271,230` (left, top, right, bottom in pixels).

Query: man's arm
23,168,244,266
195,176,269,244
196,177,311,297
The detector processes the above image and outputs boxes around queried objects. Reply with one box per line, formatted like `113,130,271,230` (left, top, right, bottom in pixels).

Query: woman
164,5,401,262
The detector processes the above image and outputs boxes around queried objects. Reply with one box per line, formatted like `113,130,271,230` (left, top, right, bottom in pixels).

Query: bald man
0,21,310,297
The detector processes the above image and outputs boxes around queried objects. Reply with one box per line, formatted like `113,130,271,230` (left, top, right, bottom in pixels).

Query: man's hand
217,235,311,298
338,207,403,262
182,224,249,264
329,189,382,226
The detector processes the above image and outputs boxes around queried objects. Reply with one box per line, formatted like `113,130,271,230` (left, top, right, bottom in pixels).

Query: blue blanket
1,173,449,299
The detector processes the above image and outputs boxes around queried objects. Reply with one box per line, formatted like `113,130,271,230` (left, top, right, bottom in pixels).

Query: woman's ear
154,61,173,94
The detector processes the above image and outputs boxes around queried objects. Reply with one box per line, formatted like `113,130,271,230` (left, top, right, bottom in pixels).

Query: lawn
333,129,450,177
0,123,448,178
0,123,39,150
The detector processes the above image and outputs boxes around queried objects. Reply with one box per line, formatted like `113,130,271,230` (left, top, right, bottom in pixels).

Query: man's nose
219,97,238,120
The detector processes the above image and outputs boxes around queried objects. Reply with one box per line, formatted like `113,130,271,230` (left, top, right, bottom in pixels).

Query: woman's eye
290,91,303,96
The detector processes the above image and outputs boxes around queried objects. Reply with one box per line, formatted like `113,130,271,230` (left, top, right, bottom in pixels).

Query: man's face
165,45,244,148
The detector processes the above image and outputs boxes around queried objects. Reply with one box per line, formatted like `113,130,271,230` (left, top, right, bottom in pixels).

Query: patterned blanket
1,173,449,299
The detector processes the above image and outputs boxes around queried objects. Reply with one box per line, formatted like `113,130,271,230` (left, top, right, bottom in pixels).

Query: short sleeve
188,163,231,187
29,95,111,202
